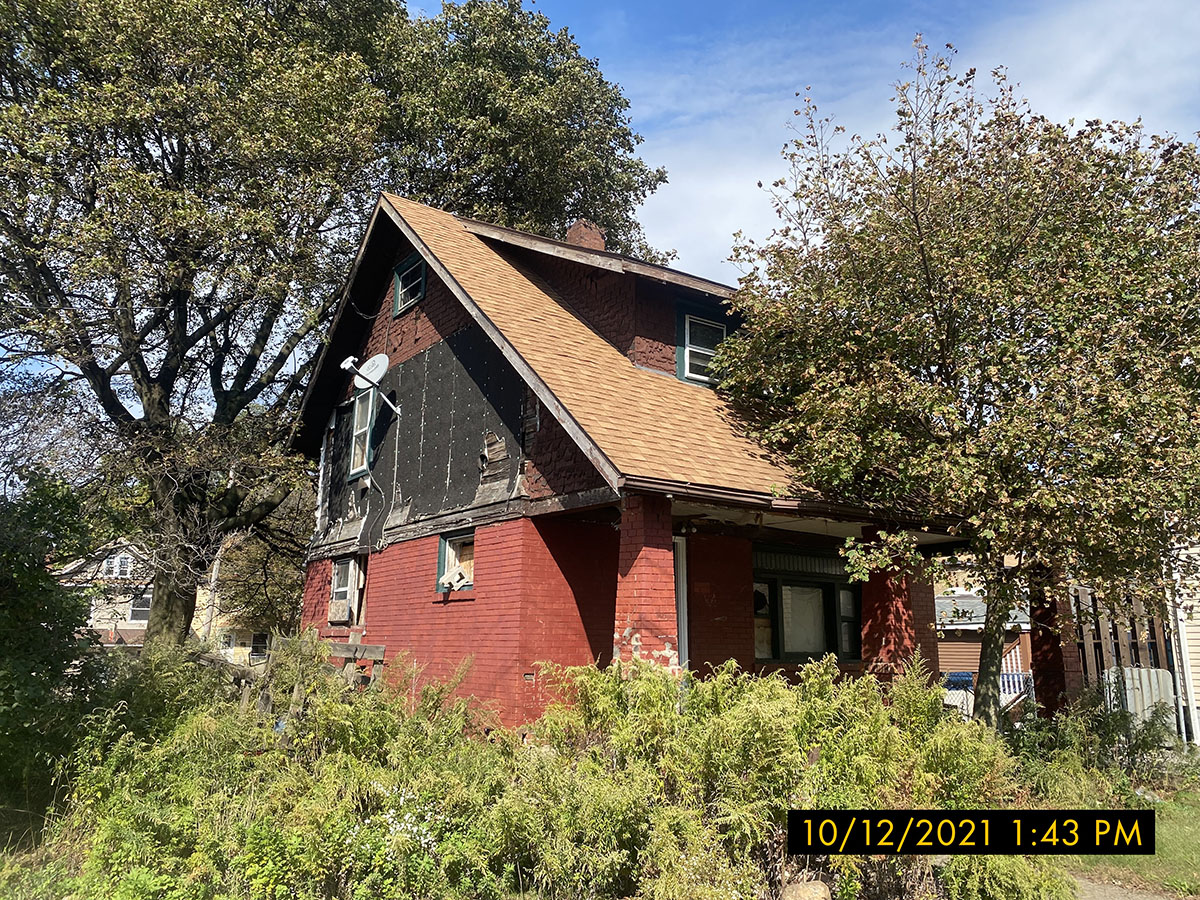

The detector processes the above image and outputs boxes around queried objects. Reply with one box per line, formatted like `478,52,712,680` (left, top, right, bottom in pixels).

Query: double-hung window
129,590,151,622
683,315,725,383
349,390,373,477
438,531,475,592
102,554,133,578
393,253,426,315
753,549,861,662
329,557,365,625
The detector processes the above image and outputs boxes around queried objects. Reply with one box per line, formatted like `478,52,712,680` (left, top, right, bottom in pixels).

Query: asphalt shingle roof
385,194,796,497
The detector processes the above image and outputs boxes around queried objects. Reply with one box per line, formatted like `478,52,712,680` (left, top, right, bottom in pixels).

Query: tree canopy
717,43,1200,724
0,0,666,643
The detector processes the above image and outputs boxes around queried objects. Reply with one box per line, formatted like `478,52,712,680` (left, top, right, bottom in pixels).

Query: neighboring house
293,194,958,725
59,539,155,647
60,539,267,660
935,591,1033,716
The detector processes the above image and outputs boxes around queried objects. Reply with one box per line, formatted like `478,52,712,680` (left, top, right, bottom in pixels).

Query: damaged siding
320,327,526,552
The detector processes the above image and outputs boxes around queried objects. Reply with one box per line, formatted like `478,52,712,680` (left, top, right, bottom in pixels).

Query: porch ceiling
670,500,962,545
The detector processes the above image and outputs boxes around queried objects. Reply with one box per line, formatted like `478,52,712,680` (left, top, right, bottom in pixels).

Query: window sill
435,589,475,604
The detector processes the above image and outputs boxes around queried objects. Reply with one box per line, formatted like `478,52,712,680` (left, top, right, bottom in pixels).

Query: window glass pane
687,349,714,379
118,556,131,577
129,592,151,621
397,262,423,305
687,318,725,351
334,559,352,590
753,582,771,617
351,432,368,472
839,588,855,618
780,585,825,655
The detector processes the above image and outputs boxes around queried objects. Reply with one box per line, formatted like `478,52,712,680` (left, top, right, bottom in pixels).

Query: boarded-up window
439,533,475,591
330,557,363,624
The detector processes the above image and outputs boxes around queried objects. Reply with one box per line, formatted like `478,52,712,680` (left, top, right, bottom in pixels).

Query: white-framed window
683,315,725,383
349,390,374,477
250,633,269,659
129,590,151,622
393,253,426,315
329,556,365,624
438,532,475,592
102,553,133,578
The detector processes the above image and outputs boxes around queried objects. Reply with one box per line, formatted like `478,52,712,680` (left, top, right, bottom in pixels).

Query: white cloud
625,0,1200,283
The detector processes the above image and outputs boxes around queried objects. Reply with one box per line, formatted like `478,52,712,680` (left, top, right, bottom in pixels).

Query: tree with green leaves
0,472,99,824
718,42,1200,725
0,0,666,645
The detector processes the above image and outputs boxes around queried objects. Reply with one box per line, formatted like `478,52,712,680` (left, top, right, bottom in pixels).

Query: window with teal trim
437,531,475,592
393,253,427,315
681,314,725,383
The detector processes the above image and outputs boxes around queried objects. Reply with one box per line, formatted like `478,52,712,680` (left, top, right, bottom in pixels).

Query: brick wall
1030,592,1085,715
342,251,471,402
520,516,619,712
631,281,681,373
300,558,332,628
685,534,754,673
614,493,679,667
504,247,678,375
861,570,939,681
909,577,941,676
300,513,620,725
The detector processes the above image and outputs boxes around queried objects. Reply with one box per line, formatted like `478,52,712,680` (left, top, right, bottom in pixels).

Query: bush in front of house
1,646,1075,900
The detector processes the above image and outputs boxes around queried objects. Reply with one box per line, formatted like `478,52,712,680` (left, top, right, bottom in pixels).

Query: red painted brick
614,494,678,667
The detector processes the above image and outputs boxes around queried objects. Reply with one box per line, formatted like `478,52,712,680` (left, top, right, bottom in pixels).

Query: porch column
1030,589,1085,716
613,493,679,669
861,570,937,681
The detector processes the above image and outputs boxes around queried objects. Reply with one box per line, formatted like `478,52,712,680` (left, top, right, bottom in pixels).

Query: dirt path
1076,875,1186,900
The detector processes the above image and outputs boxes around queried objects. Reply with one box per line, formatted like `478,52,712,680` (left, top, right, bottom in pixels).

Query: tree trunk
973,596,1011,727
144,558,203,646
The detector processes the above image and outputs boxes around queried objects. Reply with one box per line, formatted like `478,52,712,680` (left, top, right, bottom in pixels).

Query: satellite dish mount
340,353,400,414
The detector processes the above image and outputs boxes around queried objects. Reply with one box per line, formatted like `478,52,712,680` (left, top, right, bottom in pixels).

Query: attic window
349,390,373,477
683,315,725,383
103,554,133,578
438,531,475,592
393,252,427,315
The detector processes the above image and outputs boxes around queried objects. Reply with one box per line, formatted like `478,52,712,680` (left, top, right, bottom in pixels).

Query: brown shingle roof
383,194,796,497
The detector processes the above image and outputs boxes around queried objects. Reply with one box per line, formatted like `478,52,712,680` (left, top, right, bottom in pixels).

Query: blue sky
523,0,1200,282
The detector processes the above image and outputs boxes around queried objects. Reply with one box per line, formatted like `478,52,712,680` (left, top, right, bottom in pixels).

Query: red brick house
295,194,954,724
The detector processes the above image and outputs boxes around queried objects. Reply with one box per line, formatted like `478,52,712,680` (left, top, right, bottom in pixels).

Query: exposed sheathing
321,326,525,551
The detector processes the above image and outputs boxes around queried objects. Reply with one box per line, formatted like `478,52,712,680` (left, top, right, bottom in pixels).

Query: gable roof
375,194,800,501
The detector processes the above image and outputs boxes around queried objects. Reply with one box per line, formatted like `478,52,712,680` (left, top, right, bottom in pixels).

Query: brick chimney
566,219,606,251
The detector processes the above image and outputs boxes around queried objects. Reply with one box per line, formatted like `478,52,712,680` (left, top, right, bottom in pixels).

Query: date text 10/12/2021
788,810,1154,856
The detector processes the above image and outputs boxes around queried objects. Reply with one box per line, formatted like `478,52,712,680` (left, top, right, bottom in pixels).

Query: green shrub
940,855,1075,900
3,648,1076,900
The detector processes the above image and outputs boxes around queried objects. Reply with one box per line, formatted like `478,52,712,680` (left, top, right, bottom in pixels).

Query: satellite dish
354,353,390,390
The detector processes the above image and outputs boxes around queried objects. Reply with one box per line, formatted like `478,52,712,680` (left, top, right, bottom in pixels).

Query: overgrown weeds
0,646,1091,899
